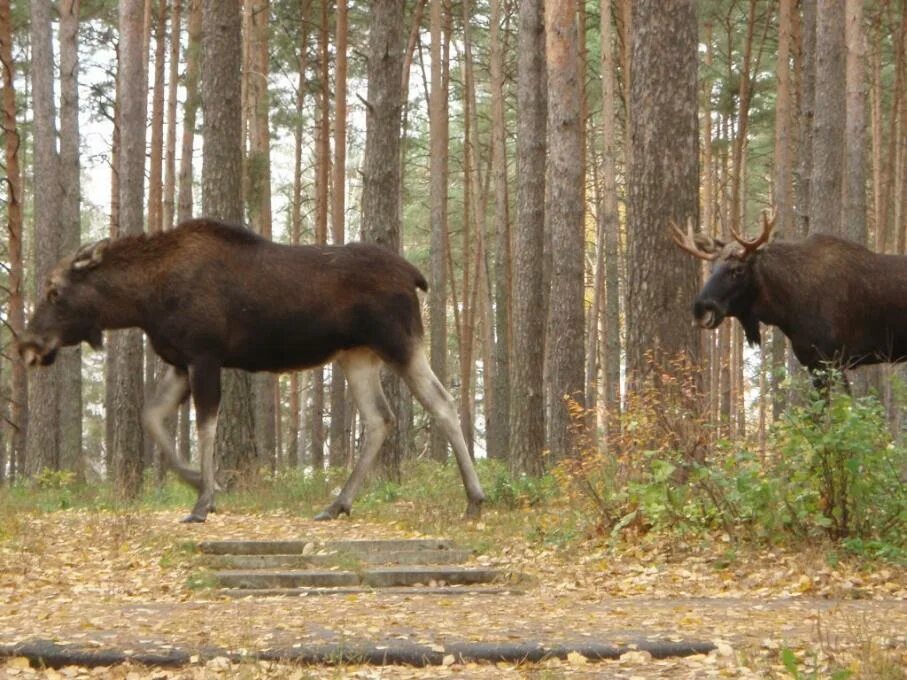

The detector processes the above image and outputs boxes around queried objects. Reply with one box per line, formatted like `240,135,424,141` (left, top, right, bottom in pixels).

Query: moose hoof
313,503,350,521
180,513,207,524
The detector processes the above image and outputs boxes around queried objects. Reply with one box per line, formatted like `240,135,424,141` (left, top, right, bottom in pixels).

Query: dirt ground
0,509,904,679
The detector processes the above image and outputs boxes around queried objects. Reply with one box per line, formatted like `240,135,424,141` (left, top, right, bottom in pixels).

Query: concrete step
197,538,455,557
220,585,523,598
214,565,501,590
205,548,474,570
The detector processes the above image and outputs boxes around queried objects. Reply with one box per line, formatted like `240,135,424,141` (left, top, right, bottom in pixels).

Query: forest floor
0,508,905,679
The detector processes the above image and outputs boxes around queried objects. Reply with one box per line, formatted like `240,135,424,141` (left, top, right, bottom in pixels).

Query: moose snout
692,299,724,330
17,333,61,367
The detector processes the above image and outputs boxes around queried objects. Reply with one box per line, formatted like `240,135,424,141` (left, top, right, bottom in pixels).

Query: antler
728,209,776,255
669,217,720,261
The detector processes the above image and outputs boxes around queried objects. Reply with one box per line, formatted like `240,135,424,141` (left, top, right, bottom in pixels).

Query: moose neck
90,237,171,331
749,244,804,333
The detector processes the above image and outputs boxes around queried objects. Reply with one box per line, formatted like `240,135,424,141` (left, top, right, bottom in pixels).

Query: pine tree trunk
428,0,450,462
488,0,511,462
625,1,700,383
544,0,585,459
772,0,794,419
361,0,406,482
600,0,622,449
510,0,547,476
146,0,167,478
58,0,83,478
27,0,63,476
113,0,148,496
245,0,277,472
0,0,27,481
329,0,350,469
202,0,255,484
176,0,201,464
811,0,846,237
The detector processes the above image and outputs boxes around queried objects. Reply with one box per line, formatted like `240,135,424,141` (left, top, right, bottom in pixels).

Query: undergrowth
0,358,904,566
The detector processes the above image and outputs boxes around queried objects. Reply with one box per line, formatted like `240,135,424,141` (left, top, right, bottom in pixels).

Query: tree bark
810,0,846,237
599,0,622,448
772,0,794,420
113,0,148,496
625,1,700,384
202,0,256,483
245,0,277,472
843,0,866,245
428,0,450,462
544,0,585,459
329,0,350,469
58,0,83,477
488,0,511,462
510,0,547,476
0,0,26,481
360,0,405,482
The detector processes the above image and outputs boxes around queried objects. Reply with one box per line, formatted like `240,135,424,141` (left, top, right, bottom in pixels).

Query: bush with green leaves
556,356,906,558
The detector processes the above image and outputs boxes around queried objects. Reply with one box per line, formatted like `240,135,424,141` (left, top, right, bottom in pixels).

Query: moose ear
72,239,110,271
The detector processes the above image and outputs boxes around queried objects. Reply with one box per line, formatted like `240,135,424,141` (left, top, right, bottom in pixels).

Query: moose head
18,239,110,367
671,210,777,347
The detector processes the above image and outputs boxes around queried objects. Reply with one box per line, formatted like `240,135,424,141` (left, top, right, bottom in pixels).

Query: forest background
0,0,905,554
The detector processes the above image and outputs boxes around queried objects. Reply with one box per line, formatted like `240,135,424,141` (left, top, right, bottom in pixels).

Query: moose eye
46,287,60,303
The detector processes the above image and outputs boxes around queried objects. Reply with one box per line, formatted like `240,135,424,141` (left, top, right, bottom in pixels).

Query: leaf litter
0,509,904,678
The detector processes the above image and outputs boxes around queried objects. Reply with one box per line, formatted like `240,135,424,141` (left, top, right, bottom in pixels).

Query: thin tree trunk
488,0,511,462
27,0,63,476
510,0,547,476
329,0,350,469
0,0,27,482
772,0,794,419
288,0,311,470
600,0,622,449
146,0,167,478
246,0,277,472
176,0,201,463
428,0,450,462
310,0,330,473
58,0,83,477
113,0,149,496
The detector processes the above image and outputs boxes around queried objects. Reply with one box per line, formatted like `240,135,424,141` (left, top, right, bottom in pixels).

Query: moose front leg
141,366,201,490
182,360,222,523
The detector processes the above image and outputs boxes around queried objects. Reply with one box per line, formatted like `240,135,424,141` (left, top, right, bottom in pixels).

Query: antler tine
729,208,776,254
669,217,719,261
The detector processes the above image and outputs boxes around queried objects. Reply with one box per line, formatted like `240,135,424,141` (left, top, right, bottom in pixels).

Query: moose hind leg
183,360,221,523
314,349,392,520
400,346,485,518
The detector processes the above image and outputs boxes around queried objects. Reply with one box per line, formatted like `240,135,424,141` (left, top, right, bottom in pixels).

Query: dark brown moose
19,218,485,522
672,210,907,385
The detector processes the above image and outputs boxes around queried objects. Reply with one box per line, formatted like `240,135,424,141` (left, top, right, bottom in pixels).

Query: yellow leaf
567,650,588,665
7,657,31,670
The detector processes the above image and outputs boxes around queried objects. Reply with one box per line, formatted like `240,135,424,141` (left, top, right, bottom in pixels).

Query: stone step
197,538,455,557
214,565,501,590
205,548,474,570
220,585,523,598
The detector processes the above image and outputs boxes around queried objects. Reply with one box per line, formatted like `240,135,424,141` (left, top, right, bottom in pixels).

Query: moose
672,210,907,385
19,218,485,523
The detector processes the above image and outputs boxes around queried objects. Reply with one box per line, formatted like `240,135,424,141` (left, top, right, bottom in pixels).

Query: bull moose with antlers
672,210,907,384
